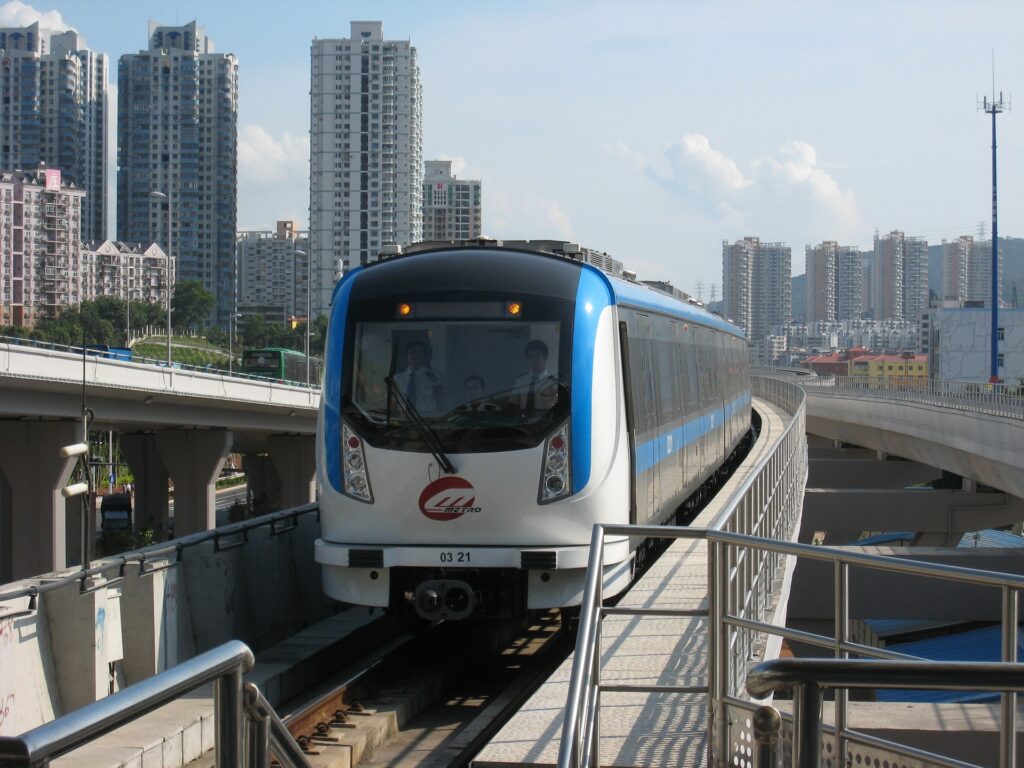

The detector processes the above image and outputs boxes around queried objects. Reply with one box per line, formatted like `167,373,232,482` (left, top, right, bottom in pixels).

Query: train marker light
342,423,373,503
396,302,413,317
539,422,571,503
506,301,522,317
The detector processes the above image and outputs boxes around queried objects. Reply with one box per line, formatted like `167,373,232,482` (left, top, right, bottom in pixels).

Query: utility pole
980,75,1009,384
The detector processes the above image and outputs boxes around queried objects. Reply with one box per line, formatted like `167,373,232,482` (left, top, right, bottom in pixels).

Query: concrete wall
0,510,334,736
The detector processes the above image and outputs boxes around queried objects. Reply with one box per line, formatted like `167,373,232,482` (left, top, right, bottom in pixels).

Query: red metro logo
418,476,482,521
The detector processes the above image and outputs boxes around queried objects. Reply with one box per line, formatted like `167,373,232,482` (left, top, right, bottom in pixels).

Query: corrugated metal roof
875,626,1024,703
958,529,1024,548
856,532,916,545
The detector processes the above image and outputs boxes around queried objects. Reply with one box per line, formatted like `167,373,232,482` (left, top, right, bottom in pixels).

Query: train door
634,314,658,522
715,333,728,461
659,323,683,513
682,326,700,491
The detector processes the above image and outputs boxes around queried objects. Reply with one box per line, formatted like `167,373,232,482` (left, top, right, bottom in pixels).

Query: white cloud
606,133,857,242
0,1,71,30
237,124,309,183
236,124,310,229
667,133,751,193
542,200,575,240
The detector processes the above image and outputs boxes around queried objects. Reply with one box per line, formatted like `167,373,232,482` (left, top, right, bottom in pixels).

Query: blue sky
4,0,1024,297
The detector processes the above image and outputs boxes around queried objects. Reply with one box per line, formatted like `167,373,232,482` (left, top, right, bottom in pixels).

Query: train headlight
538,422,571,504
342,424,373,503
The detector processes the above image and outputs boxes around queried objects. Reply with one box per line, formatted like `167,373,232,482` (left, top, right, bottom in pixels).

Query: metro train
314,241,751,621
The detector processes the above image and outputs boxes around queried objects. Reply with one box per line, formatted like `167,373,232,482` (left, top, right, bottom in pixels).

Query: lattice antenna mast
979,73,1010,383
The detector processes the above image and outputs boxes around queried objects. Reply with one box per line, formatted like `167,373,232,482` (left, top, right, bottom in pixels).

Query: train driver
458,375,501,412
393,340,445,415
513,339,559,411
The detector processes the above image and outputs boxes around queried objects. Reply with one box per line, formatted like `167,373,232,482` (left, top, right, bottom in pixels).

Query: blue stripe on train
571,267,615,494
633,391,751,475
324,267,365,493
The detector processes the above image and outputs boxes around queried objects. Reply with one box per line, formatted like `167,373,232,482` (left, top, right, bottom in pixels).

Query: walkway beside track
473,395,792,768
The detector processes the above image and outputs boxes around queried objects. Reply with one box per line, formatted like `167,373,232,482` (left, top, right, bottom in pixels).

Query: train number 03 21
439,551,471,563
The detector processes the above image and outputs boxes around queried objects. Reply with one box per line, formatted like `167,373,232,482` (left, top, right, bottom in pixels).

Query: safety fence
803,374,1024,420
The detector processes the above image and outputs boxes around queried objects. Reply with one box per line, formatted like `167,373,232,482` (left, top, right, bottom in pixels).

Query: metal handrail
557,377,808,768
803,374,1024,420
0,641,253,766
0,642,312,768
243,682,313,768
747,658,1024,768
0,503,319,606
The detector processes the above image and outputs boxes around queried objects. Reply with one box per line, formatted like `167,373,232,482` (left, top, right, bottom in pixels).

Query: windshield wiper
384,376,456,474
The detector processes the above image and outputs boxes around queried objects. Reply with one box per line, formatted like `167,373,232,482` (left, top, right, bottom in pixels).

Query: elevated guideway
802,375,1024,499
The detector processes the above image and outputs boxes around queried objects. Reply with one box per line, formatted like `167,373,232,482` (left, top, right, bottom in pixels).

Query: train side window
683,326,699,413
633,314,656,436
655,320,676,422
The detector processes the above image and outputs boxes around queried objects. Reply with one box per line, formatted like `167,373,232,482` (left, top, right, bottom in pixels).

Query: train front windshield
344,299,573,452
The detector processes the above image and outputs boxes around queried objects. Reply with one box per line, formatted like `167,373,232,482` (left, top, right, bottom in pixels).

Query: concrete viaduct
0,340,318,581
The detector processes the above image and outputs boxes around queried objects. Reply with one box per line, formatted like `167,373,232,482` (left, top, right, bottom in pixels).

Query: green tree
240,313,271,349
171,281,214,332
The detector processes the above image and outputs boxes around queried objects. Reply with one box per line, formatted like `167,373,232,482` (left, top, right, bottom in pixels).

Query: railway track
278,611,570,768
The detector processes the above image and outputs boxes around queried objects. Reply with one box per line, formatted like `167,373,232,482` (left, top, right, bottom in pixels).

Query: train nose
413,580,476,621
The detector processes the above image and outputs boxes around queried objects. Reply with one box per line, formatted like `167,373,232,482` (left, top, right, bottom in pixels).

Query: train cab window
343,295,573,452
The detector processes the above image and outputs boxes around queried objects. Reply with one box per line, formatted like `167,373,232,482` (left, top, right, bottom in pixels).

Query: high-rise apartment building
872,230,929,321
805,242,836,323
967,239,999,306
422,160,481,241
81,240,172,308
0,169,85,326
805,241,863,323
872,231,904,321
310,21,423,316
903,235,929,322
0,23,107,242
236,220,310,323
723,237,791,342
942,236,972,302
117,21,238,326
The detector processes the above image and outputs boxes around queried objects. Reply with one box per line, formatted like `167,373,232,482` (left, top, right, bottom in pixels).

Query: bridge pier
268,434,316,508
119,432,171,537
0,420,80,581
156,429,233,537
242,452,282,515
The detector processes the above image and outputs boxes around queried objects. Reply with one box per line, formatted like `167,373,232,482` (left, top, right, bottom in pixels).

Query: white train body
315,244,750,620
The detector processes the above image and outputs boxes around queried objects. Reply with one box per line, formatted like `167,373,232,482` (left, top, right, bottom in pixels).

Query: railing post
1001,586,1018,768
753,705,782,768
834,561,849,766
215,667,245,767
791,681,822,768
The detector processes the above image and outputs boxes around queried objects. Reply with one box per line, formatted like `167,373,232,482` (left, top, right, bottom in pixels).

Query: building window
997,353,1005,368
998,327,1005,341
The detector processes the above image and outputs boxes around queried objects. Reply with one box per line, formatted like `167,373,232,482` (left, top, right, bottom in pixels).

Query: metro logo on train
418,476,482,521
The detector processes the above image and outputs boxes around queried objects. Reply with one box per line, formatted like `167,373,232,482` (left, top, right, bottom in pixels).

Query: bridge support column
242,453,281,516
156,429,233,537
119,432,170,537
0,420,79,580
268,434,316,509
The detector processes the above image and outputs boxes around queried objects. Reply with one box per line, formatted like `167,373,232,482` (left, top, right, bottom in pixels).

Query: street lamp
149,190,172,366
295,249,311,385
228,312,242,373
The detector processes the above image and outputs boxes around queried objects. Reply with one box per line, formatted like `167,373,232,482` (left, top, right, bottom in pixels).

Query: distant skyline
2,0,1023,294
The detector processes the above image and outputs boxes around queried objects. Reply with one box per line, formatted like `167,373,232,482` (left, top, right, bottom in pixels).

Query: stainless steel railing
803,374,1024,420
557,377,808,768
747,658,1024,768
0,640,310,767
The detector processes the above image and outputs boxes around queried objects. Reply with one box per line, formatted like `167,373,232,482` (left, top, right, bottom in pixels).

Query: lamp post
228,312,242,373
149,190,172,366
295,249,311,385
